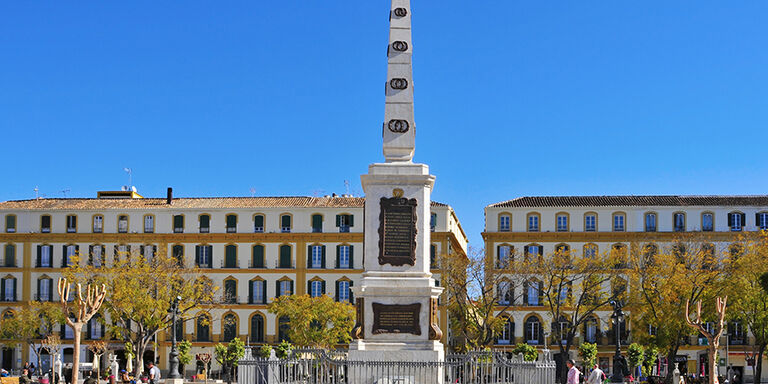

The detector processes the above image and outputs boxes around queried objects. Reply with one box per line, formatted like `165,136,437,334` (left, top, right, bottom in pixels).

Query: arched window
195,244,213,268
226,214,238,233
224,279,238,304
499,214,511,232
552,316,571,345
584,317,599,343
673,212,686,232
308,279,326,298
251,245,265,268
92,215,103,233
196,315,210,342
89,244,105,268
66,214,77,233
253,214,265,233
583,244,598,259
280,214,292,233
701,212,714,232
5,214,16,233
497,316,514,345
430,244,438,269
87,315,103,340
199,214,211,233
172,245,184,265
612,212,626,232
526,213,540,232
222,314,237,342
524,280,542,306
758,212,768,230
524,316,542,345
249,279,266,304
278,316,290,342
250,314,265,343
497,280,512,305
37,276,53,302
584,212,597,232
1,275,18,302
556,212,569,232
335,279,353,303
37,244,53,268
117,215,129,233
224,245,238,268
173,214,185,233
143,214,155,233
496,244,512,268
643,244,658,266
644,212,657,232
40,215,51,233
307,244,326,269
523,244,543,262
611,244,628,269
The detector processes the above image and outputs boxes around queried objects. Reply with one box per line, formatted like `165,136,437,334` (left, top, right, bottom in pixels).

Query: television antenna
123,168,132,188
250,188,256,197
60,189,71,197
344,180,350,196
34,186,39,199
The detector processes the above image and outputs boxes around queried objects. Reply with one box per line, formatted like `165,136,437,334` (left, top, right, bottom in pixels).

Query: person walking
587,363,606,384
147,363,160,384
567,359,581,384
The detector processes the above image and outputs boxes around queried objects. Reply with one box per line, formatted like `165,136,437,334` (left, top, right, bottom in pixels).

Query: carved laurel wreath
388,120,409,133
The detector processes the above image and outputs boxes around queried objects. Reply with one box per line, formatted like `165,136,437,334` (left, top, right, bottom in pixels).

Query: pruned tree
88,340,109,380
685,297,727,384
64,249,216,376
57,278,107,384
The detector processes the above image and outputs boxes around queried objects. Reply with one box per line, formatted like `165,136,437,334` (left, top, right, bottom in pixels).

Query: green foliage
760,272,768,295
268,295,355,349
178,340,193,366
511,343,539,362
0,302,65,368
214,338,246,367
578,343,598,369
275,341,293,359
124,342,136,360
627,343,645,373
257,345,273,359
641,346,659,377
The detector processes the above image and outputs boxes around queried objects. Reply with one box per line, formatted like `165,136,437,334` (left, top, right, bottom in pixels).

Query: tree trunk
71,328,82,384
665,346,680,384
134,339,148,378
707,344,719,384
754,346,765,384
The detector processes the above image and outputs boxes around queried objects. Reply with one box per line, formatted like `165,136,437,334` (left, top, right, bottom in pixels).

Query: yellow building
0,189,467,374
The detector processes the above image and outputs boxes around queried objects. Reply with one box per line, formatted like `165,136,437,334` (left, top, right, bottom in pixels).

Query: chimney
167,187,173,204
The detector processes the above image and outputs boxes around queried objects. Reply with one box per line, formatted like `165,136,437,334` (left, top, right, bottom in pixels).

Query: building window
250,314,265,343
249,280,266,304
527,213,540,232
336,214,353,233
701,213,714,232
143,215,154,233
584,213,597,232
199,214,210,233
758,212,768,230
224,245,238,268
92,215,103,233
674,213,686,232
309,280,325,298
499,214,510,232
728,212,745,232
1,276,17,302
41,215,51,233
336,280,351,303
114,244,130,261
117,215,129,233
171,245,183,265
556,214,568,232
5,215,16,233
523,244,543,261
311,214,323,233
251,245,265,268
279,245,292,268
66,215,77,233
63,245,77,267
173,215,184,233
309,245,325,269
585,318,598,343
253,215,265,233
277,280,293,297
497,281,512,305
337,245,352,269
196,315,210,342
222,314,237,342
612,244,628,269
430,213,437,232
525,317,541,345
37,245,53,268
87,317,103,339
498,317,514,345
90,245,105,267
226,214,237,233
4,244,16,267
37,278,52,302
278,316,290,342
645,213,657,232
430,244,437,269
583,244,597,259
280,215,292,233
613,213,625,232
497,245,511,268
141,245,157,262
525,280,541,306
195,245,213,268
223,280,237,304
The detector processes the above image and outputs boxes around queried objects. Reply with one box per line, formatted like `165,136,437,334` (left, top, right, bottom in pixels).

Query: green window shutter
728,213,734,227
523,282,529,305
349,246,354,269
6,215,15,231
347,215,354,227
275,280,281,297
431,245,436,268
321,281,326,295
200,215,210,228
335,215,341,227
321,246,326,268
227,215,237,227
335,245,341,268
307,281,312,296
226,245,237,268
741,213,746,227
281,215,291,228
349,280,354,303
308,246,313,267
37,279,41,301
289,281,294,295
253,245,264,268
254,215,264,228
335,281,340,302
37,245,42,267
312,215,323,231
262,281,267,303
195,246,201,266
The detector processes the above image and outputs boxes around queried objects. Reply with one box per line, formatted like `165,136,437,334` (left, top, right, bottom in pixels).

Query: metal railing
238,348,556,384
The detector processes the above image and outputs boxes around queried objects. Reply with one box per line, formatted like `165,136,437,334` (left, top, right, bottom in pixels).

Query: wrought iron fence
238,348,556,384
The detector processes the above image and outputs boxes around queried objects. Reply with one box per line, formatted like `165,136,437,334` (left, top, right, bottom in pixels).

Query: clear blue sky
2,1,768,247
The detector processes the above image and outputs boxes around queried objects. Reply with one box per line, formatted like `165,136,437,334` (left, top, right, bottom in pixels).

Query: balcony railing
0,295,18,302
275,261,295,269
199,227,210,233
339,226,350,233
281,227,291,233
254,227,264,233
249,261,266,268
248,297,267,305
223,295,240,305
34,294,53,302
221,260,240,268
226,227,237,233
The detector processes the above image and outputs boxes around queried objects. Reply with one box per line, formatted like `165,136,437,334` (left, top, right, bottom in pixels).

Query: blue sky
2,1,767,247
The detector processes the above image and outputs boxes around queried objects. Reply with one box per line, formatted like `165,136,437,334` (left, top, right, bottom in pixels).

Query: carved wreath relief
392,41,409,52
390,78,408,90
387,119,409,133
393,8,408,17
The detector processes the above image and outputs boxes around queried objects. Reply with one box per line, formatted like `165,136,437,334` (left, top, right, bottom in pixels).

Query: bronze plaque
372,303,421,335
378,196,418,266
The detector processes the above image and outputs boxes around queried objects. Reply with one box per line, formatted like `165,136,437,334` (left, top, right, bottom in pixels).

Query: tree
728,232,768,384
56,279,107,384
178,340,192,376
64,250,216,376
442,246,523,351
88,340,108,380
0,302,64,370
641,346,660,378
531,246,624,383
627,343,645,379
214,338,245,384
267,294,354,349
511,343,539,362
629,236,728,384
578,343,598,370
685,297,727,384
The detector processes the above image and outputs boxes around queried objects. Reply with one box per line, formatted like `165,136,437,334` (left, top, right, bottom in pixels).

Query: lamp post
167,296,182,379
610,300,626,383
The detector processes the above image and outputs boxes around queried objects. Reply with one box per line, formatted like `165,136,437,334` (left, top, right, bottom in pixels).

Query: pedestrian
64,364,73,384
587,363,605,384
0,368,9,377
84,371,98,384
28,363,35,379
567,359,581,384
19,369,32,384
147,363,160,384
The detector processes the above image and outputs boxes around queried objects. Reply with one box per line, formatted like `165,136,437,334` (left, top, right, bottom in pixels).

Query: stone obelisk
349,0,444,377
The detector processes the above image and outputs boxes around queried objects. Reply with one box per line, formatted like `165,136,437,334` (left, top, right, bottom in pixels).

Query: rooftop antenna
60,189,71,198
123,168,132,188
311,189,325,198
344,180,350,196
250,188,256,197
34,186,39,200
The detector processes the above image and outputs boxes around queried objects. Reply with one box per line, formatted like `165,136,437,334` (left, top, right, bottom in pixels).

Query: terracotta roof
489,195,768,208
0,197,449,210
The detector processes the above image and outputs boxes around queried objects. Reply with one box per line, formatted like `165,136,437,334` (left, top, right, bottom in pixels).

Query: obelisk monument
349,0,445,377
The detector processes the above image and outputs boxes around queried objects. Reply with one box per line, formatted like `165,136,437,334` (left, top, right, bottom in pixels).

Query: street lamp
167,296,182,379
610,300,626,383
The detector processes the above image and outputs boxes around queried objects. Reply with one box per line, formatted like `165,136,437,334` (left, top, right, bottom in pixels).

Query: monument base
348,341,444,384
165,379,185,384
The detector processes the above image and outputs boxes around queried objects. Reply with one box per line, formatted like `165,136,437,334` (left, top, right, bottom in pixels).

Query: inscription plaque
372,303,421,335
378,196,418,266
